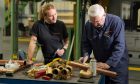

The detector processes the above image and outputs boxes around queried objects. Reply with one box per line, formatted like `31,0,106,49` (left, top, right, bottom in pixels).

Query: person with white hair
79,4,128,84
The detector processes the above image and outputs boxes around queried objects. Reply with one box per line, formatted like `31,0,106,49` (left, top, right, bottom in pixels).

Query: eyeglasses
90,16,101,22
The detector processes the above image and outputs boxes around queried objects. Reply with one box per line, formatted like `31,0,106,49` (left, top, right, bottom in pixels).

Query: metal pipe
67,34,75,61
61,68,70,75
11,0,18,59
0,0,5,60
66,65,73,75
61,68,71,80
97,68,117,78
74,0,81,60
33,0,37,21
80,69,93,78
46,67,53,78
52,68,61,79
67,61,89,70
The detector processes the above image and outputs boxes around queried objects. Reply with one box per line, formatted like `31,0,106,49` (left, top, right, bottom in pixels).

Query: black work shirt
30,20,68,58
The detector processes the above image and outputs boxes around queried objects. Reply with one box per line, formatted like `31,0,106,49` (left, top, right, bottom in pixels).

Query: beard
93,23,103,29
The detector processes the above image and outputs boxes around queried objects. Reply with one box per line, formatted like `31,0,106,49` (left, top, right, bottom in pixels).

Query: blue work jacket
82,14,128,84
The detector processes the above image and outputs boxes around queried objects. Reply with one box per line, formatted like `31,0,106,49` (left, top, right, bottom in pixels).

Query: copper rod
67,61,89,70
97,68,117,78
67,61,117,77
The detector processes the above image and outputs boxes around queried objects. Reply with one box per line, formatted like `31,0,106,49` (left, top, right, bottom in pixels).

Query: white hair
88,4,105,17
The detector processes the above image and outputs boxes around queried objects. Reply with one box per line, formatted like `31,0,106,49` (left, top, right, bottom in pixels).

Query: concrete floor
1,36,140,84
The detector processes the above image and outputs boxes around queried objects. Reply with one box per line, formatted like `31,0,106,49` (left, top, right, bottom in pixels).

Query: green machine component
10,0,38,59
0,0,5,59
11,0,18,59
74,0,82,60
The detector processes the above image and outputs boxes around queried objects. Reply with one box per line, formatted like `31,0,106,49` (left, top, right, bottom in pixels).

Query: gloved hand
79,56,89,63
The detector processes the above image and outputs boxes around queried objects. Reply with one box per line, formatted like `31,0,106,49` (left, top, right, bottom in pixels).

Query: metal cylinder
58,66,63,70
79,69,93,78
46,67,53,78
67,61,89,70
61,68,70,75
61,68,71,80
52,68,61,75
66,65,73,75
52,68,61,79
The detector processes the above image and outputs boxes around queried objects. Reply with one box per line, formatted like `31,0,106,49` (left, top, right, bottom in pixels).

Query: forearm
28,36,37,61
63,37,69,49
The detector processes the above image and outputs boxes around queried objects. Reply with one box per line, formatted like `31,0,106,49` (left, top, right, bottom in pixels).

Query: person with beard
79,4,128,84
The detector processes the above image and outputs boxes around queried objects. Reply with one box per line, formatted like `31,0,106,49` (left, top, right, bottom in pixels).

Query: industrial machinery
80,0,140,65
125,1,140,65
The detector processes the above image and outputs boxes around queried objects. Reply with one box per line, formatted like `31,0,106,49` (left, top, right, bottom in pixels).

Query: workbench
0,68,100,84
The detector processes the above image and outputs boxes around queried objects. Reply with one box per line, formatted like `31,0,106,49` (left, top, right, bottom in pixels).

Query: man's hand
97,62,110,69
79,56,89,63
